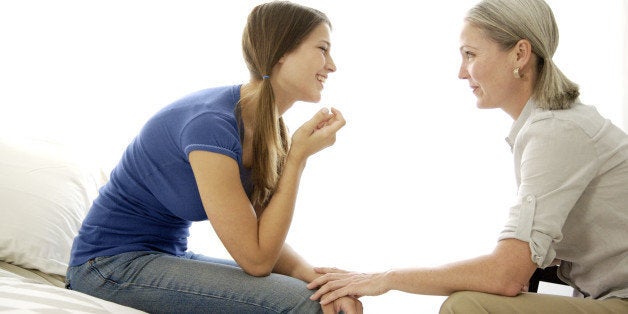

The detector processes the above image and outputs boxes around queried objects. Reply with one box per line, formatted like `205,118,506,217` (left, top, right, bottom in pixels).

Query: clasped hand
290,107,345,160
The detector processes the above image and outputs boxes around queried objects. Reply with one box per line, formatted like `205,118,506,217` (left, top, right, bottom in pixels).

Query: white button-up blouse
500,100,628,300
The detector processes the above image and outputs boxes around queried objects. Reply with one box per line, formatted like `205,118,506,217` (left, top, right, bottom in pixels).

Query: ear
278,54,288,64
513,39,533,69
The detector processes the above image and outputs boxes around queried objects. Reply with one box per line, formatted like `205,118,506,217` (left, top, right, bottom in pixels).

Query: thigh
183,251,238,267
440,291,628,314
67,251,322,314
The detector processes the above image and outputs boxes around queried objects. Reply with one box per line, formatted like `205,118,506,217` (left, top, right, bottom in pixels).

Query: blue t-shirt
69,85,252,266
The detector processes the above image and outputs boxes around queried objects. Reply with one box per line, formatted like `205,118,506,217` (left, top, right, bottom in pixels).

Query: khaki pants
440,291,628,314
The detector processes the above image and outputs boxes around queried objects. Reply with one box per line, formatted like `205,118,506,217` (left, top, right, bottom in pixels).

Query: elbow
479,279,522,297
497,283,524,297
242,266,272,277
491,272,527,297
231,246,282,277
238,259,275,277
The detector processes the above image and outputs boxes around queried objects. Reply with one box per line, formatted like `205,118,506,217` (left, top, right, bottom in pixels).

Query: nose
458,62,468,80
326,54,337,73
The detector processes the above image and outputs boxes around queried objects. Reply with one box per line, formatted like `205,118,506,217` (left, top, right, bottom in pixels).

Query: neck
505,62,539,120
504,79,537,120
240,80,294,119
503,98,528,120
239,82,257,132
271,86,294,116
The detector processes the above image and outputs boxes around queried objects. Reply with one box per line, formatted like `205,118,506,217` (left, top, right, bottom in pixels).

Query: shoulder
137,85,243,154
525,102,606,139
167,84,241,112
512,103,604,160
146,84,241,131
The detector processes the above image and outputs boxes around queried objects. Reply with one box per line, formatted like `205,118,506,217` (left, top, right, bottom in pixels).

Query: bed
0,136,145,313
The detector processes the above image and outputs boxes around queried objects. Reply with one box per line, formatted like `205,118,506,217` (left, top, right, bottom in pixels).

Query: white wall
0,1,624,313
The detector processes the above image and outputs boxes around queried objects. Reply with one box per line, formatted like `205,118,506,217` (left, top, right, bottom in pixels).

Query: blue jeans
66,251,323,313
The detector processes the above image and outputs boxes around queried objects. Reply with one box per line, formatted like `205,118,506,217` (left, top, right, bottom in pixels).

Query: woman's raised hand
290,107,345,161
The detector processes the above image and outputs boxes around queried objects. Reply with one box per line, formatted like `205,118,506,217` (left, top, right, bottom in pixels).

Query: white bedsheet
0,261,145,313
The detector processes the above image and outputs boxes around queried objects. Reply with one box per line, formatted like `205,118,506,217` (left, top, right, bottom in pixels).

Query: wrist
286,150,307,171
381,269,396,292
288,263,316,282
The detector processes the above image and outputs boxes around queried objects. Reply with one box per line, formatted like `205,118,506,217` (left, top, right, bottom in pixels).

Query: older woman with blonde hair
308,0,628,312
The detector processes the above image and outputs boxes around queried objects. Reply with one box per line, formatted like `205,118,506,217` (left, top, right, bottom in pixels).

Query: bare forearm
383,241,534,297
208,108,344,276
258,154,306,240
245,154,307,274
273,244,318,282
310,239,536,305
384,255,508,296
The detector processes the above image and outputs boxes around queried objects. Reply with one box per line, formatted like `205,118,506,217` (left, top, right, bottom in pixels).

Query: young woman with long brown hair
66,2,362,313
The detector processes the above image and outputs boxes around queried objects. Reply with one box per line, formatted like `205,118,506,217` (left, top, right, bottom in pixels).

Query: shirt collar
505,99,536,150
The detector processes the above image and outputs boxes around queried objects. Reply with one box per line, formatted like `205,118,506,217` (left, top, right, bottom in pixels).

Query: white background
1,1,625,312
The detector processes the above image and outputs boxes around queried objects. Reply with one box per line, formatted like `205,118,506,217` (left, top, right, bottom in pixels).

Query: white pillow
0,137,107,276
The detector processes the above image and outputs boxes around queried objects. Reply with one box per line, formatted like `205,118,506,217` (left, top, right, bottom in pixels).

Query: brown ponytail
241,1,330,208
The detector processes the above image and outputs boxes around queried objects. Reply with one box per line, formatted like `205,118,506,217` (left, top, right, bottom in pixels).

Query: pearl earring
513,67,522,79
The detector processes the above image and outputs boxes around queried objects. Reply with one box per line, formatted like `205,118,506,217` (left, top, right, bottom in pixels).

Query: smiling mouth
316,74,327,84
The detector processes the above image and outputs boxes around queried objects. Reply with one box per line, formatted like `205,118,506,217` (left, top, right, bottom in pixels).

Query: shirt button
527,195,534,202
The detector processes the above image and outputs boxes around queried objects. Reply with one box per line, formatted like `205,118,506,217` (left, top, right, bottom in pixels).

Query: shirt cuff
499,194,557,268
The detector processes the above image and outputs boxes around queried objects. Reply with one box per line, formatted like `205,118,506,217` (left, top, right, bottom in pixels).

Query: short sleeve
499,117,599,267
180,112,242,163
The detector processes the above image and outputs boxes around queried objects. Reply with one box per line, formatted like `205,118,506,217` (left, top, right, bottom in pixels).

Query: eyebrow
459,45,475,51
319,40,331,47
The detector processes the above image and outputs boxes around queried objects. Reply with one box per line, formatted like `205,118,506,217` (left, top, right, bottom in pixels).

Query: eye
464,51,475,59
319,46,329,55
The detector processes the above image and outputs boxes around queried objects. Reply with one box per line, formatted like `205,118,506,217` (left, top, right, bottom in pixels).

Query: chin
301,94,322,103
476,102,499,110
475,98,491,109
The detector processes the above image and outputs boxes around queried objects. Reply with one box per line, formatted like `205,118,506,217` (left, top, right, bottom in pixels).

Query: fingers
307,270,349,290
329,107,343,121
319,286,352,305
313,266,348,274
334,297,362,314
289,107,345,160
356,298,364,313
308,281,330,300
321,303,335,314
307,273,331,290
313,107,346,132
313,267,327,274
308,275,348,301
324,107,346,132
306,107,334,131
322,296,362,314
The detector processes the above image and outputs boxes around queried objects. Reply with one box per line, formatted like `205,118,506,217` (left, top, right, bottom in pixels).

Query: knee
292,297,323,314
440,291,487,314
265,275,322,313
287,285,323,313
